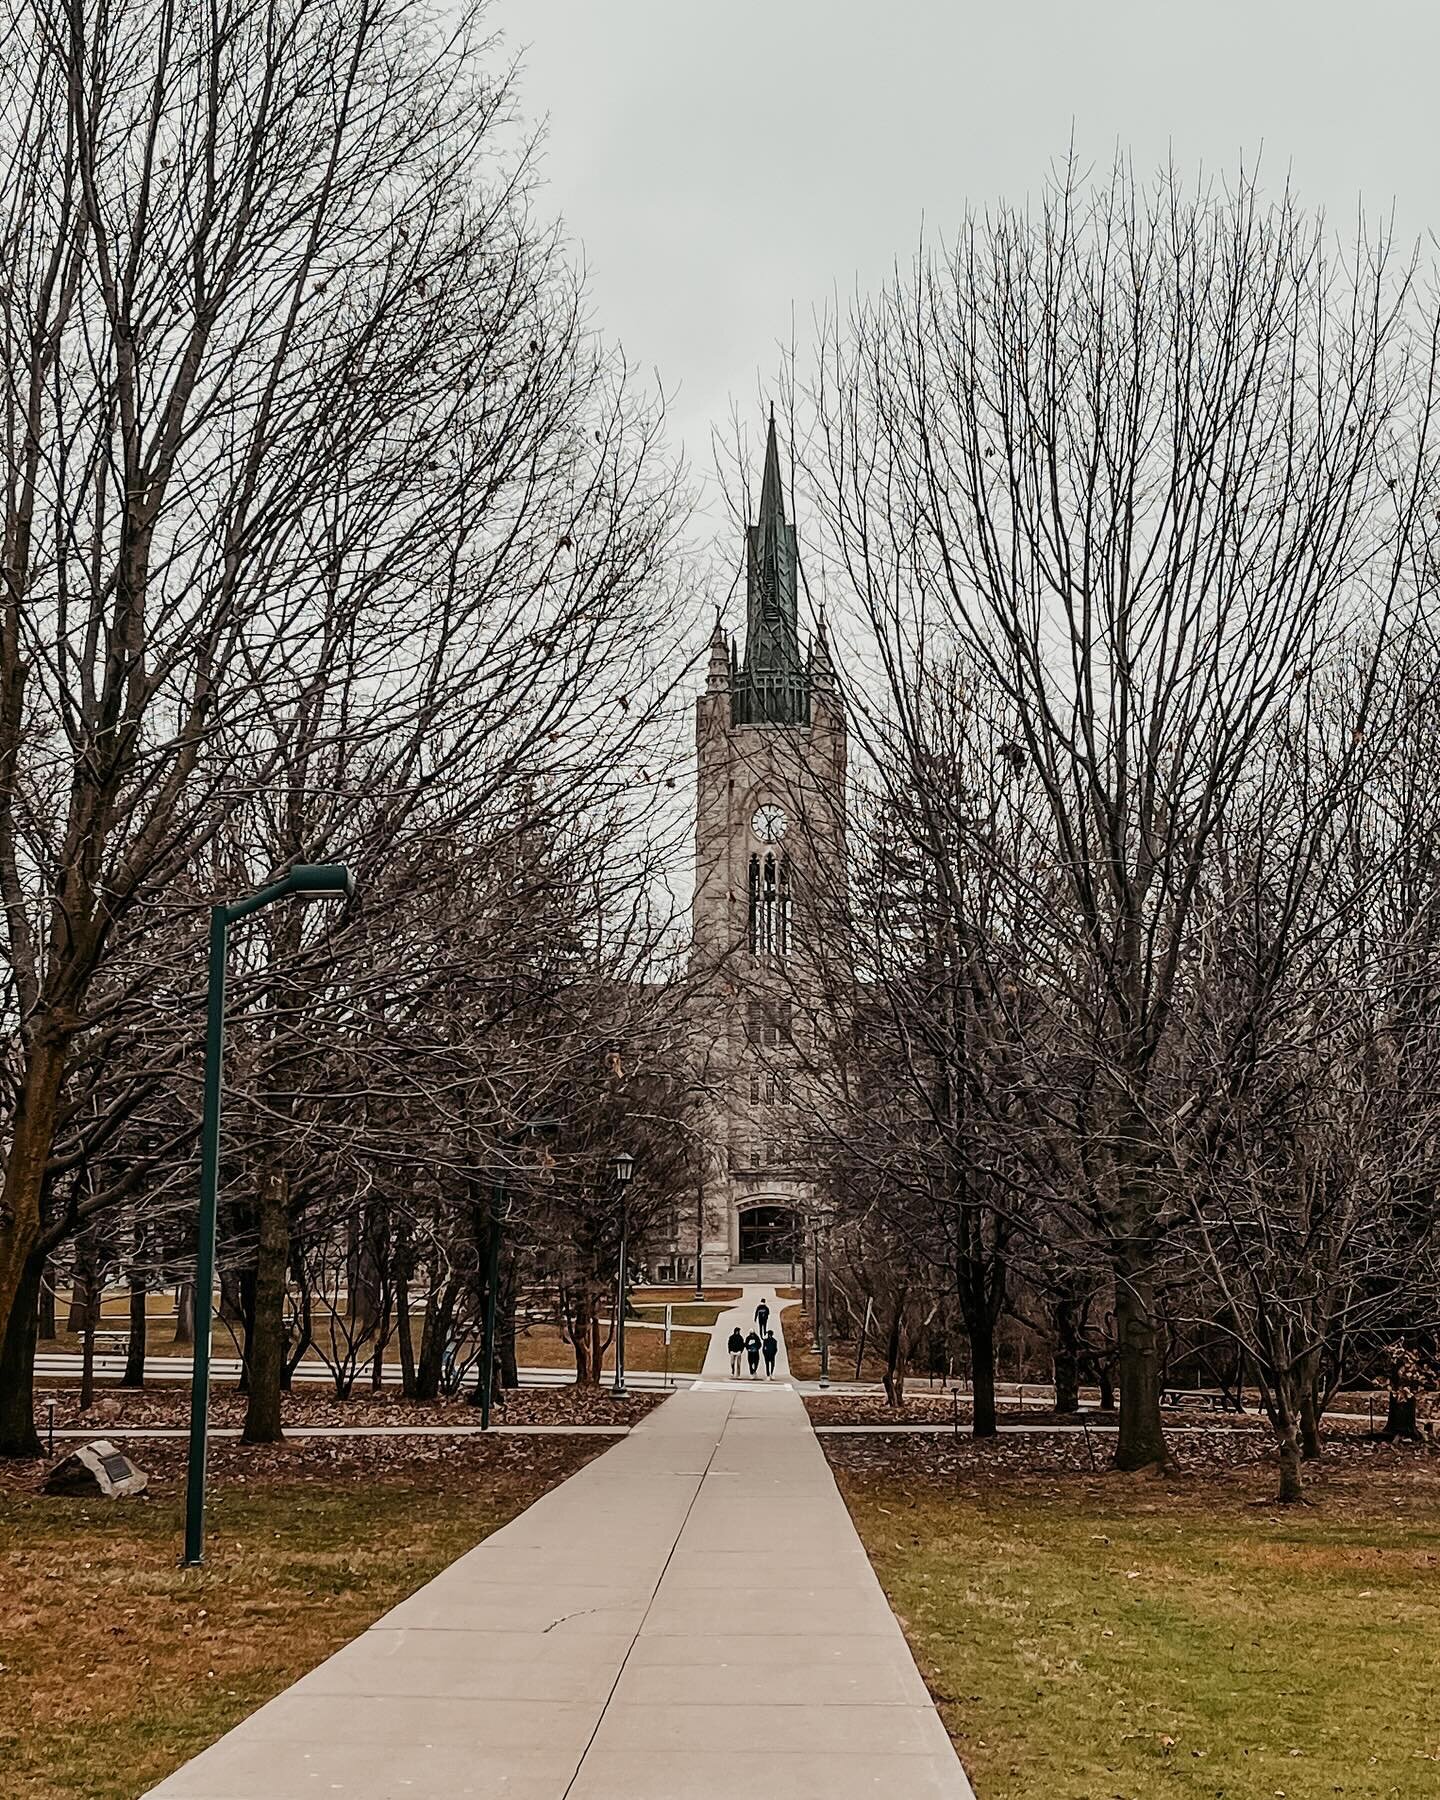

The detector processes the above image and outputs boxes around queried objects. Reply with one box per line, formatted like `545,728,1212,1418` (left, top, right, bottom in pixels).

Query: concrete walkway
147,1286,973,1799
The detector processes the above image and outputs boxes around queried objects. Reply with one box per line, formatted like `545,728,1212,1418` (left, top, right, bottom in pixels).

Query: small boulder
43,1439,148,1499
89,1397,124,1424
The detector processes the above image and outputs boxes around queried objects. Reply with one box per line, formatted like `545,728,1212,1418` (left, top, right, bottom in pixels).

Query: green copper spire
733,412,809,726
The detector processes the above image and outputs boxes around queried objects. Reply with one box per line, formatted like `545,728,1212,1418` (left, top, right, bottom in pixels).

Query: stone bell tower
688,414,847,1278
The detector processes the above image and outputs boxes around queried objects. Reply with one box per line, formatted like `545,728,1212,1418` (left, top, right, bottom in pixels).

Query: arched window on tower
748,852,793,959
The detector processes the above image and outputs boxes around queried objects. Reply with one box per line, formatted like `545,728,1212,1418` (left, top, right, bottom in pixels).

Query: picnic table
1161,1386,1245,1413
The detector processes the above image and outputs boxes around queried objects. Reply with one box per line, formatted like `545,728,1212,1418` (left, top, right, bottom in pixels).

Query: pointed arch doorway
738,1204,800,1266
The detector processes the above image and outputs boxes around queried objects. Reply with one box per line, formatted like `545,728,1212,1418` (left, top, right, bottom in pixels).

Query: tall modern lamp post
182,863,354,1567
693,1166,706,1304
611,1150,635,1398
687,1081,706,1301
477,1180,509,1432
817,1214,831,1390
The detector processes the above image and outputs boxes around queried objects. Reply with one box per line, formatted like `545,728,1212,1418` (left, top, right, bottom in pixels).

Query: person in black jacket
762,1330,779,1378
754,1298,771,1335
727,1327,745,1378
744,1330,762,1376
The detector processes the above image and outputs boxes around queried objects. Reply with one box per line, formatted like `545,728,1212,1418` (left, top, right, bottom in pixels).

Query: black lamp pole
818,1218,831,1390
184,863,353,1567
694,1162,705,1302
611,1150,634,1397
477,1183,505,1430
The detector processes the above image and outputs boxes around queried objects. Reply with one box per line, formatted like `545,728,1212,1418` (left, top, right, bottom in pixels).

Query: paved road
145,1286,974,1800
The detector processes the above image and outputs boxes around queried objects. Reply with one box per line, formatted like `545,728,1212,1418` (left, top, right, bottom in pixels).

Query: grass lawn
629,1302,724,1328
0,1436,602,1800
632,1286,740,1305
513,1320,708,1376
832,1439,1440,1799
784,1304,890,1382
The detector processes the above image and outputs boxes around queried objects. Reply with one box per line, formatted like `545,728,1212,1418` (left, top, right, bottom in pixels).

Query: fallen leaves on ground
32,1380,663,1436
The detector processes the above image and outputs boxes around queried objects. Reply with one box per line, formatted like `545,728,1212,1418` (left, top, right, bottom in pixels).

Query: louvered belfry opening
747,849,792,957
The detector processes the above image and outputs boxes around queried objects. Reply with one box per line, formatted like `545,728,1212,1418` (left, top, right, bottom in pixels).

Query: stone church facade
668,417,848,1279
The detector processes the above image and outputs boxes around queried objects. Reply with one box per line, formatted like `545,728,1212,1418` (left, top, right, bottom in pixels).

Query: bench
93,1330,131,1357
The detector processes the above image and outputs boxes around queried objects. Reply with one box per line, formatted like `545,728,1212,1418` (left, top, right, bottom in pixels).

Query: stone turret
706,609,730,693
810,609,836,695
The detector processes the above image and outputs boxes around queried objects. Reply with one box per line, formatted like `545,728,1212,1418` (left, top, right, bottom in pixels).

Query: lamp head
288,863,355,902
611,1150,635,1186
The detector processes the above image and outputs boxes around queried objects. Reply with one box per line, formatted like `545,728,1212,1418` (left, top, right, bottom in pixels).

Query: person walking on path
745,1330,762,1376
755,1298,771,1335
728,1327,745,1378
762,1329,778,1378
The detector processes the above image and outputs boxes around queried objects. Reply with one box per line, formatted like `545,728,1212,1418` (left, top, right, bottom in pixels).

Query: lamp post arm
223,864,353,924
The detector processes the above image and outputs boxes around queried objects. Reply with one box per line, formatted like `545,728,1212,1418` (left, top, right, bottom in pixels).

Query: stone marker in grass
43,1439,149,1499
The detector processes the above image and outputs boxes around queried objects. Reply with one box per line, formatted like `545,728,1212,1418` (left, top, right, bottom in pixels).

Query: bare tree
803,161,1440,1468
0,0,692,1453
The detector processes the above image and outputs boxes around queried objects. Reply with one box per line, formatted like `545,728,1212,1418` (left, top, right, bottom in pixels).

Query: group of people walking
728,1296,780,1379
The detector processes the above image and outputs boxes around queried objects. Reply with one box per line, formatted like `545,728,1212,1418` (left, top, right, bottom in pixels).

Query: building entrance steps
146,1285,974,1800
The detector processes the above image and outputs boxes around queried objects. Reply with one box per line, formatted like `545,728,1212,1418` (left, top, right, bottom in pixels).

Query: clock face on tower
751,802,788,842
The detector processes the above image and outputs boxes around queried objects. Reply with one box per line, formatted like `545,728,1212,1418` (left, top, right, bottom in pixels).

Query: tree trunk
468,1202,501,1409
65,1275,88,1332
498,1244,519,1389
236,1267,255,1392
396,1270,416,1397
955,1225,1002,1438
881,1303,907,1408
0,1250,44,1456
123,1259,147,1388
1097,1360,1116,1412
1053,1293,1082,1414
0,1036,68,1371
568,1284,604,1386
73,1227,101,1411
970,1310,998,1438
242,1170,289,1443
572,1319,592,1385
1277,1432,1304,1502
79,1277,98,1413
173,1279,194,1346
218,1269,244,1324
414,1275,459,1400
282,1264,312,1393
1382,1394,1420,1441
352,1209,384,1338
1054,1345,1081,1415
589,1310,604,1387
371,1283,392,1391
37,1260,57,1341
1299,1387,1322,1460
1113,1251,1169,1469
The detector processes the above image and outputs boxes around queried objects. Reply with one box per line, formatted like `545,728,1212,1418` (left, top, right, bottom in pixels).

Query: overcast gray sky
497,0,1437,532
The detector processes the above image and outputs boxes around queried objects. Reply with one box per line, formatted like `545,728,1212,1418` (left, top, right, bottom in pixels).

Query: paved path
147,1285,974,1800
35,1354,693,1392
